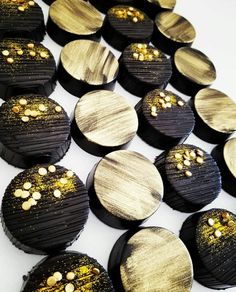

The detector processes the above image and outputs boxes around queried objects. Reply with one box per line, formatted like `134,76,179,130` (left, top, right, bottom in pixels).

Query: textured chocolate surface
0,0,45,41
118,43,172,97
72,90,138,156
0,94,71,168
136,89,195,149
58,39,119,97
155,144,221,212
108,227,193,292
22,251,114,291
1,165,89,254
102,6,153,51
0,38,56,100
180,209,236,289
87,150,163,229
47,0,103,46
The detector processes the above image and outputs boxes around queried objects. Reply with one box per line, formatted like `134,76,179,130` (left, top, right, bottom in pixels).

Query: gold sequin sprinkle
23,182,32,190
196,157,204,164
32,192,41,200
21,116,29,122
165,96,171,102
12,106,20,113
48,165,56,173
47,276,57,287
175,153,182,159
160,92,165,98
133,52,139,59
28,0,35,6
153,50,159,56
19,98,27,105
38,167,47,176
17,50,23,56
40,52,47,58
29,51,36,57
65,283,75,292
53,189,61,198
66,170,74,178
21,190,30,199
27,43,34,49
151,106,157,112
176,163,183,170
28,198,37,206
228,220,234,227
166,102,171,108
2,50,9,56
151,111,157,117
177,100,184,107
133,17,138,22
55,106,62,113
91,267,100,275
22,201,31,211
30,110,38,117
24,109,31,116
53,272,62,281
66,272,75,280
208,218,214,227
38,104,46,112
197,149,204,157
14,189,23,197
185,170,192,177
7,57,14,64
184,160,190,166
190,151,196,159
60,178,68,184
214,229,222,238
18,6,25,11
222,212,230,219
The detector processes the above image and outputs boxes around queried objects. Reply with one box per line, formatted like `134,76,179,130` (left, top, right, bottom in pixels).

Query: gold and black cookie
108,227,193,292
87,150,163,229
47,0,103,46
58,40,119,97
102,6,153,51
170,47,216,96
1,165,89,254
134,0,176,20
211,138,236,197
0,94,71,168
72,90,138,156
118,43,172,97
0,0,45,41
89,0,134,13
180,209,236,289
0,38,56,100
135,89,195,149
154,144,221,212
21,251,114,291
190,88,236,143
153,11,196,55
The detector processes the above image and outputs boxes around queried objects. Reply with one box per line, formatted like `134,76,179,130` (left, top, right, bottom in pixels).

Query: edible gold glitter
110,7,144,23
131,43,162,62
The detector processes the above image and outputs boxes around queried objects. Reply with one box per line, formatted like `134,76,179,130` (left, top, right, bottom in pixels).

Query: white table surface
0,0,236,291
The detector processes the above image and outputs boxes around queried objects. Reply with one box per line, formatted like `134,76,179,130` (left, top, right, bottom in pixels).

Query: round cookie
87,150,163,229
190,88,236,143
180,209,236,289
170,47,216,96
154,144,221,212
72,90,138,156
211,138,236,197
22,251,114,291
0,38,56,100
1,165,89,254
108,227,193,292
135,89,195,149
47,0,103,46
118,43,172,97
152,11,196,55
0,0,45,41
58,40,119,97
0,94,71,168
102,6,154,51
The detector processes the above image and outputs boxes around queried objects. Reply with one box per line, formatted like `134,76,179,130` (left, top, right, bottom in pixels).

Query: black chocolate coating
90,0,134,13
135,89,195,149
102,6,153,51
1,165,89,255
0,38,56,100
154,144,221,212
21,251,114,291
180,209,236,289
118,43,172,97
0,94,71,168
0,0,45,41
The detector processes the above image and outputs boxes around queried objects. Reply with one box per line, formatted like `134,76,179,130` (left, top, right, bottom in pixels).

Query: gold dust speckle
21,190,30,199
47,276,57,287
48,165,56,173
91,267,100,275
66,170,74,178
23,182,32,190
17,50,23,56
22,201,31,211
208,218,214,226
176,163,183,170
66,272,75,280
32,192,41,200
60,178,68,184
29,51,36,57
214,229,222,238
196,157,204,164
55,106,62,113
53,189,61,198
2,50,9,56
12,106,20,113
19,98,27,105
14,189,23,197
7,57,14,64
185,170,192,177
38,167,47,176
18,6,25,11
21,116,29,122
65,283,75,292
28,198,37,206
27,43,34,49
53,271,62,281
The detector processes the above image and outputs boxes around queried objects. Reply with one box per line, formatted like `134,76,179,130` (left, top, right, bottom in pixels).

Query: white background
0,0,236,291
